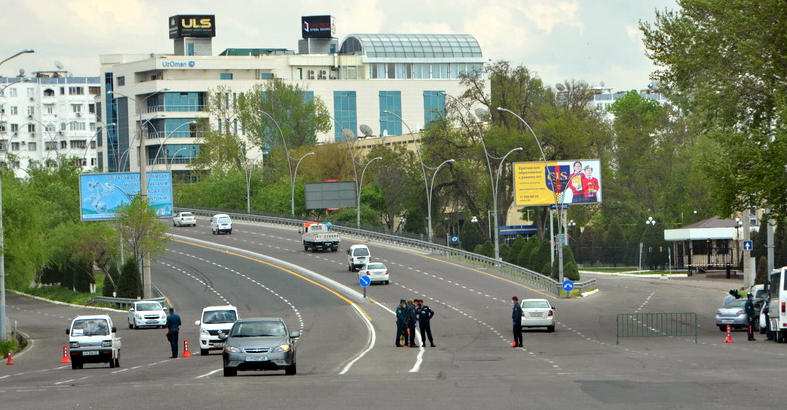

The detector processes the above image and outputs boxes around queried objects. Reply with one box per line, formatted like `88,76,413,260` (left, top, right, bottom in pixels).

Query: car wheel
109,357,116,368
200,349,208,356
228,230,232,235
77,362,83,369
348,265,352,272
128,320,133,329
71,360,79,370
304,245,309,251
131,320,137,329
385,281,389,285
285,363,296,375
332,247,337,252
718,325,726,331
173,222,177,227
115,356,120,368
223,367,237,377
547,326,555,332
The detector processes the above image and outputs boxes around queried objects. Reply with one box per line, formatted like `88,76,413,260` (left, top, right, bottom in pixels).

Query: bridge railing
616,312,698,344
181,208,597,297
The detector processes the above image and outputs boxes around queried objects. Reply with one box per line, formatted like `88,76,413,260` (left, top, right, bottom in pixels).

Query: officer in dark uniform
165,307,182,358
415,299,436,347
512,296,523,347
406,299,418,347
395,299,408,347
745,293,757,341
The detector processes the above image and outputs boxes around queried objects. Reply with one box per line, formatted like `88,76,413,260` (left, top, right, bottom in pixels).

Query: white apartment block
0,72,101,178
98,15,489,179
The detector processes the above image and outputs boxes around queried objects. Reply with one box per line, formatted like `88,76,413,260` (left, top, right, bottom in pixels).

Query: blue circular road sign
450,236,459,243
562,279,574,292
359,275,371,288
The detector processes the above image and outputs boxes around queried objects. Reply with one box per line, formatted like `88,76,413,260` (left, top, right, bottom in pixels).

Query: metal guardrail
616,312,698,344
85,296,167,311
181,208,597,297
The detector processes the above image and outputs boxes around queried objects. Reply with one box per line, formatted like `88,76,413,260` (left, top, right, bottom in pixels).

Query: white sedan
519,299,556,332
173,211,197,227
357,262,389,285
127,301,167,329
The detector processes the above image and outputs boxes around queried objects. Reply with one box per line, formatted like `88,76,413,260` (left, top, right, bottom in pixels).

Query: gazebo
663,216,746,274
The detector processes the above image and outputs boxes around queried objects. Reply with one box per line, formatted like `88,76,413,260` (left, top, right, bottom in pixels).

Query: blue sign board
359,275,371,288
79,172,174,221
450,236,460,244
562,279,574,292
549,203,570,210
743,240,753,251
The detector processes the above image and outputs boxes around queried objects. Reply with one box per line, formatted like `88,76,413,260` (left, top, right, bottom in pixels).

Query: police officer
395,299,408,347
723,290,737,306
745,293,757,341
406,299,418,348
415,299,436,347
512,296,523,347
165,307,182,358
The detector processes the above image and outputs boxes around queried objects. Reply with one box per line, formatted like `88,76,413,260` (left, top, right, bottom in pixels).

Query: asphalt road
2,217,786,409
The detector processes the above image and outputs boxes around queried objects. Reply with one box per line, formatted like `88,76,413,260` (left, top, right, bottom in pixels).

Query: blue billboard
80,172,174,221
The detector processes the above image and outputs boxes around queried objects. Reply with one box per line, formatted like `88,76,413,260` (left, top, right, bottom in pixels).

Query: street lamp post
243,151,265,214
357,157,382,228
427,159,455,243
259,110,301,217
149,121,197,169
291,152,315,217
82,123,116,169
492,147,523,260
1,48,34,340
167,147,191,170
735,217,743,266
496,107,566,283
645,217,657,270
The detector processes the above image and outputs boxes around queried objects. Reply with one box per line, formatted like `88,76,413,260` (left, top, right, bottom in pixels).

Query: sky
0,0,677,92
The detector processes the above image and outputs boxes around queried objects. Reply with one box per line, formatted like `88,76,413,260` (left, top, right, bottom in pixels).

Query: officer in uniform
395,299,408,347
165,307,182,358
745,292,757,341
512,296,523,347
406,299,418,347
415,299,436,347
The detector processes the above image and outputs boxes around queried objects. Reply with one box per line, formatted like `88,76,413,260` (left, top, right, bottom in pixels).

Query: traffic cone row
182,340,192,357
5,352,13,365
60,345,71,363
723,325,734,343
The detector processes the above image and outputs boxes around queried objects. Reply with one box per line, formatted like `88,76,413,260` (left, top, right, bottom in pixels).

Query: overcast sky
0,0,677,91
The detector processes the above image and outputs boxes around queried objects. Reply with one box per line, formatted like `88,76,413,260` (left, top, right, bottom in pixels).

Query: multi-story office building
98,15,489,179
0,71,101,178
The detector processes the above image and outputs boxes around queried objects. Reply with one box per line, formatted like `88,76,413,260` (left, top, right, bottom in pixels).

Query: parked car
173,211,197,227
211,214,232,235
357,262,389,285
221,317,299,377
195,305,239,356
127,300,167,329
519,299,556,332
716,298,764,331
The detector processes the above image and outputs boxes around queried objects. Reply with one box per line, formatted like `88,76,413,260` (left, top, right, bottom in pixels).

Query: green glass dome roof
339,34,482,58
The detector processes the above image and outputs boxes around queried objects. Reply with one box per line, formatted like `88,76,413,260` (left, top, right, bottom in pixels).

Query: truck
301,222,340,252
67,314,121,369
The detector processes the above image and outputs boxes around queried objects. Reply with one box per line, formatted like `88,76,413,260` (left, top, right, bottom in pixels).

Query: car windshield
231,321,286,337
353,248,370,256
180,212,193,217
136,303,162,311
755,289,767,299
71,319,109,336
203,310,237,324
218,217,231,224
521,300,550,309
366,263,385,270
724,299,747,308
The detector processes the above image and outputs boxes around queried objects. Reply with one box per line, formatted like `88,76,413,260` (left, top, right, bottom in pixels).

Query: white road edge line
339,303,377,375
372,301,424,373
196,368,222,379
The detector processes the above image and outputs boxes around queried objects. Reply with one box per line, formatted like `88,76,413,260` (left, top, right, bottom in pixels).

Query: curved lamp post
82,123,116,169
167,147,192,170
496,106,566,283
0,48,34,340
149,121,197,169
291,152,315,217
357,157,382,228
428,159,455,242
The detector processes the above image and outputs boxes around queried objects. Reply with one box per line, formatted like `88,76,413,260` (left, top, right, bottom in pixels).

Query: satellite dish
54,60,64,70
342,129,355,141
474,107,488,120
555,83,565,91
359,124,373,137
577,80,588,88
18,68,25,77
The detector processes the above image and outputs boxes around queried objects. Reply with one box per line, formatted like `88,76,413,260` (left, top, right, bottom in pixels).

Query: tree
117,257,140,299
114,196,170,292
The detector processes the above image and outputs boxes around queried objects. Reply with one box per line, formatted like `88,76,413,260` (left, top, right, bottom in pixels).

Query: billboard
301,15,335,39
169,15,216,39
513,159,602,207
80,172,174,221
304,181,356,209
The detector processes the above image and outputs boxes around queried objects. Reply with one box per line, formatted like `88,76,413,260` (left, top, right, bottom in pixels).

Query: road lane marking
339,303,377,375
196,368,222,379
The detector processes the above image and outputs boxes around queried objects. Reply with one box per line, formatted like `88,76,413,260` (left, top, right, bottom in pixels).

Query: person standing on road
395,299,408,347
406,299,418,348
723,290,737,306
745,293,757,341
415,299,436,347
165,307,182,358
512,296,523,347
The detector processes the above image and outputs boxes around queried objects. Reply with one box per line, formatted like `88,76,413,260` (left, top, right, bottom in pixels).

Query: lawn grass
24,273,106,305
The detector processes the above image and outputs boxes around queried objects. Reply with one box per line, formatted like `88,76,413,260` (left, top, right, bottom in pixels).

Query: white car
195,305,239,355
173,211,197,227
357,262,389,285
127,301,167,329
519,299,556,332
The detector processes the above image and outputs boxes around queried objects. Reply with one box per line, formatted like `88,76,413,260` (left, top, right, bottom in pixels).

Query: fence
616,312,697,344
182,208,598,297
85,285,167,310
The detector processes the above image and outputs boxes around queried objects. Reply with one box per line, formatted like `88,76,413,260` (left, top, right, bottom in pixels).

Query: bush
117,258,140,299
563,261,580,281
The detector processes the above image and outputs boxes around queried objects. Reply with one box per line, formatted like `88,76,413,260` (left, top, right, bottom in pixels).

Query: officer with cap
723,290,737,306
745,293,757,341
415,299,436,347
395,299,408,347
165,306,182,358
512,296,523,347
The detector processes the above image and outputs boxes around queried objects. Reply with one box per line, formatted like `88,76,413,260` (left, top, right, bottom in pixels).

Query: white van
66,315,121,369
347,244,371,271
211,213,233,235
767,267,787,342
195,305,239,355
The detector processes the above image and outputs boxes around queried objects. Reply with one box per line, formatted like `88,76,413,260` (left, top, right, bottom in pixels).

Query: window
10,124,18,132
90,140,96,149
27,106,34,116
379,91,402,136
60,87,65,95
28,142,36,151
88,86,100,95
333,91,357,142
260,73,273,79
71,140,87,149
45,141,57,150
69,86,84,95
10,106,17,115
11,142,19,151
45,105,54,114
44,88,55,97
72,104,83,114
89,103,95,114
70,122,86,131
60,141,68,149
9,88,16,97
27,124,35,133
423,91,446,126
27,88,34,97
117,76,125,86
46,124,55,133
220,73,233,80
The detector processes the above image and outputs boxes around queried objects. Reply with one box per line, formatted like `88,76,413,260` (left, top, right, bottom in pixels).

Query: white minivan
211,214,232,235
195,305,239,355
768,267,787,342
347,244,371,271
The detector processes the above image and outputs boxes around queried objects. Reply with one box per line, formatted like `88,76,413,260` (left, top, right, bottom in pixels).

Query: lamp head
447,159,456,163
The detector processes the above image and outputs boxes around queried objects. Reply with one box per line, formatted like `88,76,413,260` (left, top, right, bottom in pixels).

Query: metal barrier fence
616,312,697,344
85,296,167,311
182,208,598,297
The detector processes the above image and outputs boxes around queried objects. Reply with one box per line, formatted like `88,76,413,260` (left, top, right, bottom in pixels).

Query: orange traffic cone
723,325,734,343
181,340,192,357
5,352,14,365
511,341,517,348
60,345,71,363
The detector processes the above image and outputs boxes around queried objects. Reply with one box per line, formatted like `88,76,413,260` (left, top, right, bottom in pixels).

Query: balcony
146,104,206,113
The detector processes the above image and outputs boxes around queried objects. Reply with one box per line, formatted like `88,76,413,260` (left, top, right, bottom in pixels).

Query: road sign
359,275,371,288
562,279,574,292
450,236,460,244
549,203,570,210
743,240,753,251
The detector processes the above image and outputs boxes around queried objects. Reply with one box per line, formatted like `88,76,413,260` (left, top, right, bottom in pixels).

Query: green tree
114,197,170,292
117,257,140,299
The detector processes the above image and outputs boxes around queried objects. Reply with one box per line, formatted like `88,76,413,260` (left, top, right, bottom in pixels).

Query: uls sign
169,15,216,39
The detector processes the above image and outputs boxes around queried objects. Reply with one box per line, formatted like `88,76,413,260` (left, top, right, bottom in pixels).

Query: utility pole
140,126,152,299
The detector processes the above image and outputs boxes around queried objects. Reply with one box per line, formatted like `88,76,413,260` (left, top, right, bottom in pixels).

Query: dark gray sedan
220,318,300,377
